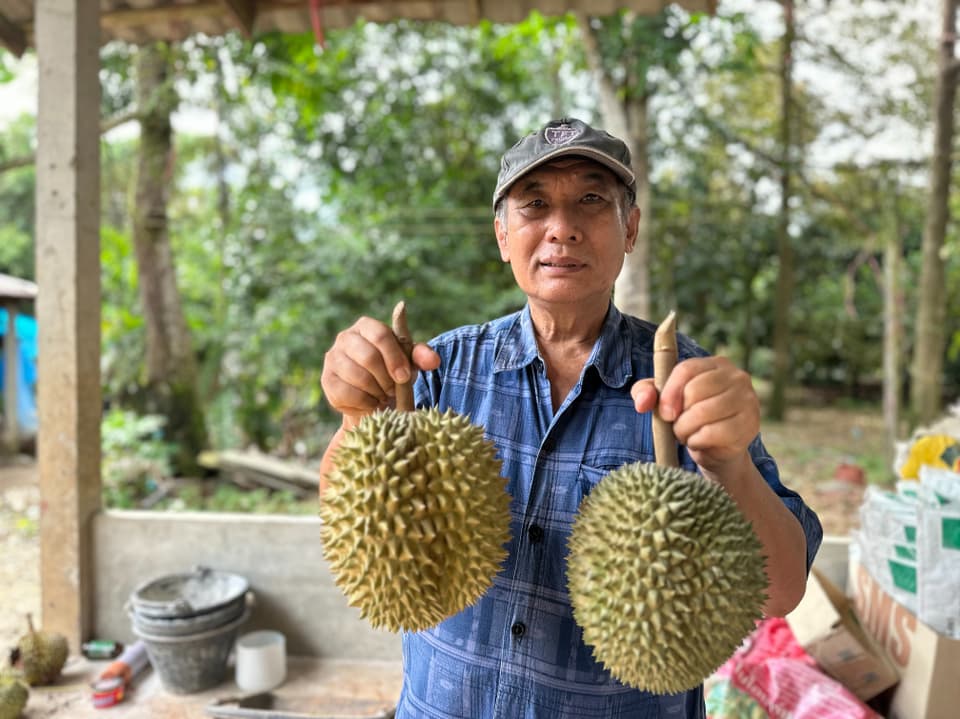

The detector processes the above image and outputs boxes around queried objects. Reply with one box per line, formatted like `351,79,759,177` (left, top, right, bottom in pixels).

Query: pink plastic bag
707,618,881,719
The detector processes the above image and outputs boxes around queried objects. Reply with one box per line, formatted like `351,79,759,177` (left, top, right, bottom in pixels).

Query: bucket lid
129,566,249,619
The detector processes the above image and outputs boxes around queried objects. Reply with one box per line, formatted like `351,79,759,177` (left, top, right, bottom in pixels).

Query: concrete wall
91,511,851,660
92,510,401,659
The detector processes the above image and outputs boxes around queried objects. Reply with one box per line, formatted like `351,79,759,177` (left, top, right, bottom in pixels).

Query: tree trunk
910,0,959,426
615,96,653,322
133,42,208,474
883,214,904,465
768,0,796,421
578,14,652,321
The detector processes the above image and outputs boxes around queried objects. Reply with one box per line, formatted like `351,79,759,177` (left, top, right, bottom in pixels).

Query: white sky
0,54,36,125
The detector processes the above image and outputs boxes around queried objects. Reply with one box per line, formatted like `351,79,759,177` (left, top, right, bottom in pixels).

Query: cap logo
544,125,581,145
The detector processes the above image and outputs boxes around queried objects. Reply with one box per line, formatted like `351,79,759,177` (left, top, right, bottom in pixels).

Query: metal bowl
129,566,250,620
128,591,252,637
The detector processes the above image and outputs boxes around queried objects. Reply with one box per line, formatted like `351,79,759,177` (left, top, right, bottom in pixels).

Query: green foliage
2,5,956,501
141,20,575,445
586,7,698,100
100,224,146,399
160,484,316,514
0,114,36,278
100,43,137,119
0,49,14,84
100,407,316,513
101,409,177,508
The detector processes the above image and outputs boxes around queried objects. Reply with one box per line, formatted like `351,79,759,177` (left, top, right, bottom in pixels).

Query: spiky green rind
567,462,768,694
320,408,512,632
0,673,29,719
15,622,67,686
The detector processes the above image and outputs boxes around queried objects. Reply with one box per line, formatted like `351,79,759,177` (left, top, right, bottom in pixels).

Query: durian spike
392,301,415,412
652,310,679,468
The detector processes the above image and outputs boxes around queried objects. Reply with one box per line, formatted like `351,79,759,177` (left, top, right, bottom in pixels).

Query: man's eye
525,199,545,209
582,193,604,203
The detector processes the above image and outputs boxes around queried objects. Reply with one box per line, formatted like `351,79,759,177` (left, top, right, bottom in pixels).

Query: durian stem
653,310,679,468
392,301,415,412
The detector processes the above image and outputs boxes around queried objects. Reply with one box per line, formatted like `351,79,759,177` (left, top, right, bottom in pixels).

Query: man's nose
546,204,582,243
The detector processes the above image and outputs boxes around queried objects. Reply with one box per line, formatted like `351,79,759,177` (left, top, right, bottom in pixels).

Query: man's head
493,118,636,213
492,119,641,312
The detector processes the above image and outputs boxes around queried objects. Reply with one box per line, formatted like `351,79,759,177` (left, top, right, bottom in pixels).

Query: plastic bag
918,464,960,505
917,501,960,638
707,618,881,719
898,434,960,479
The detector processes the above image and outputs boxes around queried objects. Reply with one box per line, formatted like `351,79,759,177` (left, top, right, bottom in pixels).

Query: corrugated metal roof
0,1,715,56
0,273,38,300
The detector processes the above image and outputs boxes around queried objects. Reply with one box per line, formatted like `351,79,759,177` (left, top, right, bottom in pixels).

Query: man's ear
624,206,641,254
494,215,510,262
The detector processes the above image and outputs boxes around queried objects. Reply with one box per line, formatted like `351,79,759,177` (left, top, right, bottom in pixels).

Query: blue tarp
0,308,38,433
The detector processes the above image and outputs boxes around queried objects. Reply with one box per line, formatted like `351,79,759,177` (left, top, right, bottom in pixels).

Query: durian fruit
320,407,512,632
0,673,28,719
11,614,68,686
567,461,768,694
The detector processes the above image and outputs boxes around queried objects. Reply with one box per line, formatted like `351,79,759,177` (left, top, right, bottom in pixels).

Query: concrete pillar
2,301,19,453
35,0,101,648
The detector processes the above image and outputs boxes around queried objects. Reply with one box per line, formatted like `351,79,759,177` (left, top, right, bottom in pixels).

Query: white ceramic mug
235,630,286,693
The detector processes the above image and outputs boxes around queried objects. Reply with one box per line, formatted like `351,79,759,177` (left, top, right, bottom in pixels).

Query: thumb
411,343,441,372
630,379,658,414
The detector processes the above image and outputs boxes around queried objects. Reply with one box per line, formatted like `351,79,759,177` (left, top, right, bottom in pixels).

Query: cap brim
493,146,636,208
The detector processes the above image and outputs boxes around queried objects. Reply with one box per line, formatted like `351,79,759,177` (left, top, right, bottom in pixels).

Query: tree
577,9,702,322
132,42,208,473
910,0,959,425
768,0,797,421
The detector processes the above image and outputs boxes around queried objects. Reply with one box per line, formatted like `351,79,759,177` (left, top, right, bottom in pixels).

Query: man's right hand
321,316,441,425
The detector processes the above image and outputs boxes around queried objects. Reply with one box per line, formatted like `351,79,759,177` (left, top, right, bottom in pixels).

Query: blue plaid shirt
399,303,823,719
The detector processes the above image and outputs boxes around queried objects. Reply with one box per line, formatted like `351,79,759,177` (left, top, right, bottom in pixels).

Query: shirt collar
493,305,540,372
493,303,634,389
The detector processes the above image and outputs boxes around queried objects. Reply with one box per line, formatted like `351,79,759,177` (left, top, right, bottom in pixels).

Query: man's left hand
630,357,760,476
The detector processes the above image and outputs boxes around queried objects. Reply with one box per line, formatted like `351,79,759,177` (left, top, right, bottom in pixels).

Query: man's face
495,158,639,311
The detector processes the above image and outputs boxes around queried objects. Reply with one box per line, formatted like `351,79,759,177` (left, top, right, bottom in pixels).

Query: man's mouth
541,259,584,268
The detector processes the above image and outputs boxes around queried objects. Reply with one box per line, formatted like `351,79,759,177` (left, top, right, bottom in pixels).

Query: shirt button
528,524,544,543
511,621,526,638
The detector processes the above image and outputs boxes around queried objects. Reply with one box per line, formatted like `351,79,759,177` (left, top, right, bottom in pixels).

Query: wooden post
2,301,18,453
35,0,101,648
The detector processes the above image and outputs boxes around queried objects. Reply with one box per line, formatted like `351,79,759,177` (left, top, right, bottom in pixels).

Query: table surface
19,655,404,719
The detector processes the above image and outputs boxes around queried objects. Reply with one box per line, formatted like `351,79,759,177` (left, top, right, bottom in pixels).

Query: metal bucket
132,607,251,694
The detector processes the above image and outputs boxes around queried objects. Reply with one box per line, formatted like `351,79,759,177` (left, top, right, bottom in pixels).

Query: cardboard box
851,561,960,719
786,568,899,701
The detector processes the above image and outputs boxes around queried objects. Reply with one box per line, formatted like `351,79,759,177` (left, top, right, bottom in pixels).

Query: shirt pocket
576,463,622,504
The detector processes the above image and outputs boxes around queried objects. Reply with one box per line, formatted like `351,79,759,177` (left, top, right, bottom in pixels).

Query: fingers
634,357,759,463
321,317,439,418
673,383,758,454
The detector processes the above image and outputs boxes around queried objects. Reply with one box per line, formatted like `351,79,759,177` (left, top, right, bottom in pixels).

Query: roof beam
221,0,257,37
99,4,223,33
0,11,26,57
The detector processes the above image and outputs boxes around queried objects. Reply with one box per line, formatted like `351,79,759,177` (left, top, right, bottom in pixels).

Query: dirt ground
762,402,889,538
0,456,41,657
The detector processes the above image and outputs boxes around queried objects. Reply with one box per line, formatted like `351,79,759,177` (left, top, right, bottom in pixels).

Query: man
320,118,822,718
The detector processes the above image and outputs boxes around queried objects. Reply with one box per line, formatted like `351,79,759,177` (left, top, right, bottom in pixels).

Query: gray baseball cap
492,118,636,209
